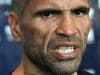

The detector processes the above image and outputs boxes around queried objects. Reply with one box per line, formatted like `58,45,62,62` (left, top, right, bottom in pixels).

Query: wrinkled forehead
26,0,89,11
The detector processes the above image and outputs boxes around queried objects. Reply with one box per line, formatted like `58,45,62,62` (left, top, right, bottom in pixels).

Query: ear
8,12,22,42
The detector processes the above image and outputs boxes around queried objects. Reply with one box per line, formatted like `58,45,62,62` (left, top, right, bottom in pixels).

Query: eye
71,7,89,17
39,10,55,18
34,9,62,19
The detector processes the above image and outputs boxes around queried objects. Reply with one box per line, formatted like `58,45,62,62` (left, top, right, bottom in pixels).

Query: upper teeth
59,47,74,54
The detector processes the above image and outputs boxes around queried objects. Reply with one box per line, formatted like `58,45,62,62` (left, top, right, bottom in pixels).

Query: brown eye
71,7,89,17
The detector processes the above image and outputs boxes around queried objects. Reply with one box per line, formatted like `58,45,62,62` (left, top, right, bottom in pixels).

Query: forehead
26,0,89,11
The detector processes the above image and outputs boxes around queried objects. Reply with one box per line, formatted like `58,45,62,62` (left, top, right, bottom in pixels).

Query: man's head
9,0,91,75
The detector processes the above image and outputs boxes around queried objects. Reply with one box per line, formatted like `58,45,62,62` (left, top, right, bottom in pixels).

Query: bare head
9,0,91,75
12,0,91,17
11,0,28,16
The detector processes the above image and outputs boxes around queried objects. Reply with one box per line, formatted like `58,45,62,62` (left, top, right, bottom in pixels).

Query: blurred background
0,0,100,75
0,0,21,75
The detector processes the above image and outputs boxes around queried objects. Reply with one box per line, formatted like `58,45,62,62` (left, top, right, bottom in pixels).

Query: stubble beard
24,39,83,75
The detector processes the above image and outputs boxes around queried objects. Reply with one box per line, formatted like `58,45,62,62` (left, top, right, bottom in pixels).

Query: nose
56,14,77,36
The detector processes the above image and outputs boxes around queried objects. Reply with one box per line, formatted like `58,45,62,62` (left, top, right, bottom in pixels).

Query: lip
50,41,80,61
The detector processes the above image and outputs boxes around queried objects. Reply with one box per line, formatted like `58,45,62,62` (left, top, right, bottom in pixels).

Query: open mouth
50,42,80,61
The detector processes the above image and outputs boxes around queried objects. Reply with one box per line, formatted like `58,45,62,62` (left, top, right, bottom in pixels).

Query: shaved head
12,0,29,16
12,0,91,16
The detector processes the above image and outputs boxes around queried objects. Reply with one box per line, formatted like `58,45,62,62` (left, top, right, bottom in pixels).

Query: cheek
74,17,90,48
77,17,90,38
31,20,58,42
82,19,90,39
80,20,90,49
21,24,55,51
20,23,43,46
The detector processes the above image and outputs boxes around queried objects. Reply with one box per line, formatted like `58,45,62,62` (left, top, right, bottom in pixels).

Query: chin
42,55,82,75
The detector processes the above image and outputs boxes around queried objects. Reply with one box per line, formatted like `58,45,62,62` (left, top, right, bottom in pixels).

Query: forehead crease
29,0,89,9
49,0,89,9
31,0,88,6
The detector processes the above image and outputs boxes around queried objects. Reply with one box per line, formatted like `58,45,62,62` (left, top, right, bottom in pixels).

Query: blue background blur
0,0,100,75
0,0,21,75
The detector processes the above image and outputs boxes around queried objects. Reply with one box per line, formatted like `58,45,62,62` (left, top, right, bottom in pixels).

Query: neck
12,53,78,75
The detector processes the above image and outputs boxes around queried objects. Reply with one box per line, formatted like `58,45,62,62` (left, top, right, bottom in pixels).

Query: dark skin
8,0,90,75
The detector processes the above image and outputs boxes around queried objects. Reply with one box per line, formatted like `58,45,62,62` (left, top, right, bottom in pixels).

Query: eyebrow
32,6,90,16
63,6,90,12
32,8,62,17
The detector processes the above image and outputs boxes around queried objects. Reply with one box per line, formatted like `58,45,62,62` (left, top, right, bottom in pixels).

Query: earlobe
8,12,22,42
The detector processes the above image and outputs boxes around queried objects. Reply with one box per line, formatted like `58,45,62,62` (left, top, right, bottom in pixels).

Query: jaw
40,36,83,75
38,47,82,75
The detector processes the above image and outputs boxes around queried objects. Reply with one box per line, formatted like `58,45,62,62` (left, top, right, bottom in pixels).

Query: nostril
55,24,78,37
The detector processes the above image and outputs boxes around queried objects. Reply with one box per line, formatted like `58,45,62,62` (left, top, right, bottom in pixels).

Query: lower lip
51,48,80,61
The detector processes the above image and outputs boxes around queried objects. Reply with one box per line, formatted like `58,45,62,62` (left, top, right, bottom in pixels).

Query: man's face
18,0,90,74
